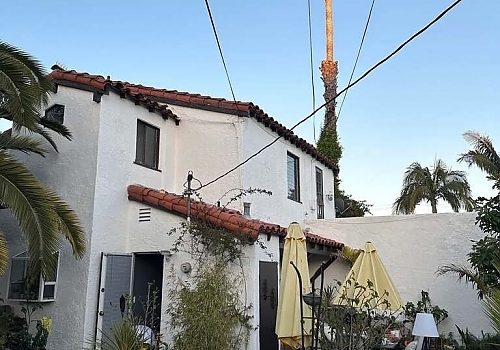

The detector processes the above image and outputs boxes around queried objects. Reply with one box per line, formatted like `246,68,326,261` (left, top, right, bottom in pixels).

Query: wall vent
138,208,152,222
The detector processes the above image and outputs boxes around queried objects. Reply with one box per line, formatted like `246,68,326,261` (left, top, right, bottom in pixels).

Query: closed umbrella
275,222,312,349
334,242,403,311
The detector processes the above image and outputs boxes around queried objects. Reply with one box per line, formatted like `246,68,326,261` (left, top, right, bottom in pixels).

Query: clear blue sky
1,0,498,215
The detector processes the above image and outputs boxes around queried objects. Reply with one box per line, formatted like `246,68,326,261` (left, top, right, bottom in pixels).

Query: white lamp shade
412,313,439,337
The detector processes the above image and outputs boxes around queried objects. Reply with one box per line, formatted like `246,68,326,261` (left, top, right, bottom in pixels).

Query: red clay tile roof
50,66,339,175
49,66,180,124
127,184,343,248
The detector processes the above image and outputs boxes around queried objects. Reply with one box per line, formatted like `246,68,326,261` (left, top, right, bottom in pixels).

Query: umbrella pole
314,264,326,350
290,261,306,350
311,279,316,348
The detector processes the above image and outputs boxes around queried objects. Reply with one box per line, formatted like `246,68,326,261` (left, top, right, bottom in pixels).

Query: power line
204,0,237,103
337,0,376,120
199,0,463,190
307,0,317,143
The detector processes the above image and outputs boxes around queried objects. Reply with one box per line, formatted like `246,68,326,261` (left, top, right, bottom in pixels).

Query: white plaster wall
0,86,102,350
305,213,492,337
168,105,243,209
82,91,179,343
242,118,335,226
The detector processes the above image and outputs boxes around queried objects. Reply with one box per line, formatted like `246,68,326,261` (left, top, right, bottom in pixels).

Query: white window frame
7,251,60,302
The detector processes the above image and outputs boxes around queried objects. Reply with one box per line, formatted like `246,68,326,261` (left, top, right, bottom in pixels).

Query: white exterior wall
242,118,336,226
82,91,178,342
305,213,492,337
0,86,102,350
167,105,243,206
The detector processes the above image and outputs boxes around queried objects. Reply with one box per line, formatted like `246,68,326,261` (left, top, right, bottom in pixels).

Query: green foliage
89,291,164,350
0,303,51,350
316,113,371,218
317,127,342,165
437,196,500,299
320,276,403,350
166,189,266,350
403,290,449,326
0,41,85,277
336,187,373,218
458,131,500,188
168,261,252,350
476,194,500,238
454,326,500,350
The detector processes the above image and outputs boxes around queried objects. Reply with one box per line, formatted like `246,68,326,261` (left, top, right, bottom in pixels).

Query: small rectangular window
287,152,300,202
135,120,160,169
8,251,59,302
316,167,324,219
243,202,251,217
43,104,65,124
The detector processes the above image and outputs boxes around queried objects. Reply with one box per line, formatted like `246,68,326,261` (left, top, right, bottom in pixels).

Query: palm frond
437,263,490,298
0,151,60,277
0,41,52,130
458,131,500,182
0,132,47,156
484,289,500,334
337,245,361,266
30,124,60,152
0,231,9,274
47,189,86,259
38,118,72,140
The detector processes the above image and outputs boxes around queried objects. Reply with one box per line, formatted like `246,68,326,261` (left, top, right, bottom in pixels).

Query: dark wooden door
259,261,279,350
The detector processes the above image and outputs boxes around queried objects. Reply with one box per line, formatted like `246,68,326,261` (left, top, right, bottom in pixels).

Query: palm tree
458,131,500,187
393,159,474,214
0,41,85,277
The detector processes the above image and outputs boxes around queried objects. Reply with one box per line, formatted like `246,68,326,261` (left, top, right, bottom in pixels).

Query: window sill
134,161,162,172
8,298,55,303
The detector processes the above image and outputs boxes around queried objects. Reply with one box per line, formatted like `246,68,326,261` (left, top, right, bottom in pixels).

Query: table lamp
412,313,439,350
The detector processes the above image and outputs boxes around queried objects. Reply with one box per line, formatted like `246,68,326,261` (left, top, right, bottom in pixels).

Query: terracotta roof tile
49,66,339,175
49,65,180,124
127,184,343,249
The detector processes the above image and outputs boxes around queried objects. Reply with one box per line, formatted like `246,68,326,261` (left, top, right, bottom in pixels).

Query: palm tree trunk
431,200,438,213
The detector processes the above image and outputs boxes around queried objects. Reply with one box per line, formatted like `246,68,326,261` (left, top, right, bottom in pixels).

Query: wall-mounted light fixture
326,192,334,201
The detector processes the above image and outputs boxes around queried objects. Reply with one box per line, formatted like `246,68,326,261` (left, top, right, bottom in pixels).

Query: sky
1,0,498,216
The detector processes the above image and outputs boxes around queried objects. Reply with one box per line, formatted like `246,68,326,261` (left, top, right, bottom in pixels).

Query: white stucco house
0,66,343,350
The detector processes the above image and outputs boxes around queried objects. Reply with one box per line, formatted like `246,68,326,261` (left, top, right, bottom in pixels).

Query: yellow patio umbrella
275,222,312,349
334,242,403,311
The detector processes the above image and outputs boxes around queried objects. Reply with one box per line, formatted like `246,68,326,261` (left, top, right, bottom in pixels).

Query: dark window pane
44,104,65,124
136,121,146,163
45,256,58,282
9,259,26,284
287,153,300,201
43,285,56,300
135,120,159,169
316,167,324,219
144,125,158,168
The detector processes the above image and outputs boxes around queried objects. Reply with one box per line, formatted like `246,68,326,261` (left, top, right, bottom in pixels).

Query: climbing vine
166,188,271,350
317,124,372,218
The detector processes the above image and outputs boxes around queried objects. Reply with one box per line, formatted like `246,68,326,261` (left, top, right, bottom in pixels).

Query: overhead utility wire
204,0,237,103
337,0,376,120
307,0,317,143
199,0,463,190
